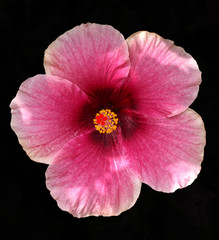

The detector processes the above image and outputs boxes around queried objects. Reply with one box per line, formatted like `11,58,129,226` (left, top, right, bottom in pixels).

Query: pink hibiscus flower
10,23,206,218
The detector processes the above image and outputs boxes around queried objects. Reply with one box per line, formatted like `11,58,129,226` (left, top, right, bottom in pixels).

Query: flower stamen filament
93,109,118,134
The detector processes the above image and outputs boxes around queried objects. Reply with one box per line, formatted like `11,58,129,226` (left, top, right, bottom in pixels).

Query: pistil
93,109,118,134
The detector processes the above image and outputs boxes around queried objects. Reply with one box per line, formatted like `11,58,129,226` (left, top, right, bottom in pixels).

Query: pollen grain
93,109,118,134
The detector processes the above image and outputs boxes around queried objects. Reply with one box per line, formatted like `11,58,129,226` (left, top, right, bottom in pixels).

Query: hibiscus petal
126,31,202,117
46,132,141,217
44,23,130,94
10,74,89,164
124,108,206,193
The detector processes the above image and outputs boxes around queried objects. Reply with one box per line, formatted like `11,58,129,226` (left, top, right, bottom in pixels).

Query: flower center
93,109,118,134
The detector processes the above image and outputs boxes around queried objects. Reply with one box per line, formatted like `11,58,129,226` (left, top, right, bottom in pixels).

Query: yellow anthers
93,109,118,134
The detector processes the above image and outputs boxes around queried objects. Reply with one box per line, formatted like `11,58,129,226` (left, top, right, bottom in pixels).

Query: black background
1,0,219,239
